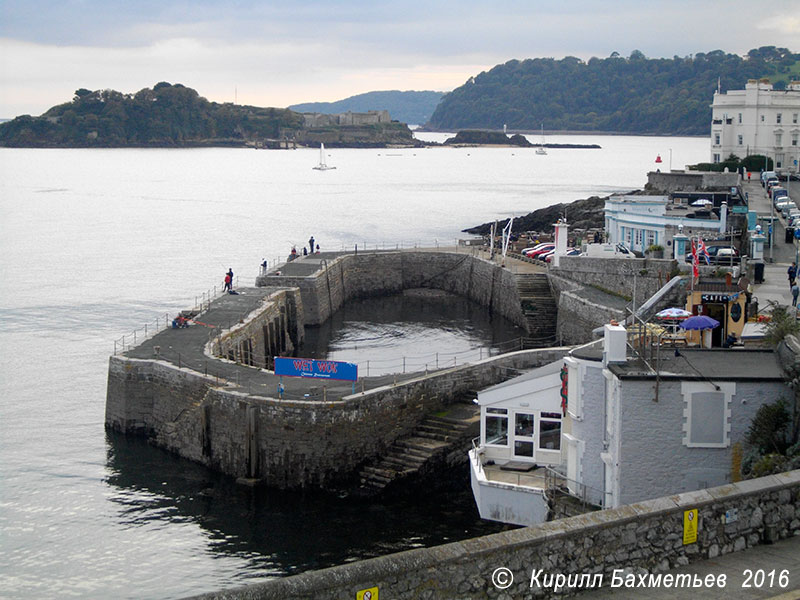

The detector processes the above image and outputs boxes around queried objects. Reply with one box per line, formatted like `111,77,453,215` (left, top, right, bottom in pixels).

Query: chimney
603,321,628,365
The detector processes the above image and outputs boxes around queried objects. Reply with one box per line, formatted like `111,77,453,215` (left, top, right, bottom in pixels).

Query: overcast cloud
1,0,799,117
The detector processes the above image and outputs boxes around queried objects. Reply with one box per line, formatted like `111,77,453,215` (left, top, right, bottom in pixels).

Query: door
512,412,536,460
705,303,726,347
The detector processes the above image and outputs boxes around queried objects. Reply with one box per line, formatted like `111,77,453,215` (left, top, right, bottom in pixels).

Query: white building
469,360,564,526
565,323,786,509
469,323,787,526
604,194,727,255
710,79,800,173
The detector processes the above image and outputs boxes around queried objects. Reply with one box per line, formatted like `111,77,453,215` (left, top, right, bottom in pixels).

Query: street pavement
742,176,800,310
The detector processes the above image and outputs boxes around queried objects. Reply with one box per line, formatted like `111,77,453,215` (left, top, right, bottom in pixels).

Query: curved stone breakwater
106,250,566,489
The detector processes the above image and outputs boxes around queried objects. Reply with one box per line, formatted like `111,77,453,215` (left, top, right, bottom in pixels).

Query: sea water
0,134,709,599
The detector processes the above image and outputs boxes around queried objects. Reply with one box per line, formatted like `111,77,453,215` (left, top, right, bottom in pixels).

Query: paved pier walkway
123,246,532,401
579,534,800,599
741,175,800,311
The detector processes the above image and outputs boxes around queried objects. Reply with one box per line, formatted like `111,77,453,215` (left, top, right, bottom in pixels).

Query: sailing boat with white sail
312,143,336,170
536,124,547,155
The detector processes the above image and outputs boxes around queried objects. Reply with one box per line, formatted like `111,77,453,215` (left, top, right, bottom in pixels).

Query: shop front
685,283,746,347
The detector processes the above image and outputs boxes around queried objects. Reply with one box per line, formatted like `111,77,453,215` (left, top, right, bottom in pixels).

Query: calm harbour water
0,134,709,599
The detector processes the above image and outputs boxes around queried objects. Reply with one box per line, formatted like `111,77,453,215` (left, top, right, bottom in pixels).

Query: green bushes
690,154,774,172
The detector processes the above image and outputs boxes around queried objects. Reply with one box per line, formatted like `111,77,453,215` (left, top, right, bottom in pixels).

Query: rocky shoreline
462,193,631,235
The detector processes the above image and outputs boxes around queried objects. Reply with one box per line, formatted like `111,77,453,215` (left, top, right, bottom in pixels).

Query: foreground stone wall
257,251,529,330
107,348,569,488
189,470,800,600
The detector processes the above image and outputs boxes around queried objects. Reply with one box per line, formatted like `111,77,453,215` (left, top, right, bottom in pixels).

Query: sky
1,0,799,118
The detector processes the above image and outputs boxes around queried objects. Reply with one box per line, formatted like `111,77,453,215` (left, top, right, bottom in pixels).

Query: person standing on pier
308,235,315,255
224,272,232,292
227,268,234,291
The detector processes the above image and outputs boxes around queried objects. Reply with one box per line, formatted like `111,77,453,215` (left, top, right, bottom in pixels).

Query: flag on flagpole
691,238,700,280
697,237,711,264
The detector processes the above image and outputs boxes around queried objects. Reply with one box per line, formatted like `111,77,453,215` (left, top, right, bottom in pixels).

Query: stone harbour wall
188,470,800,600
213,288,305,369
550,256,676,302
256,251,529,330
106,348,569,488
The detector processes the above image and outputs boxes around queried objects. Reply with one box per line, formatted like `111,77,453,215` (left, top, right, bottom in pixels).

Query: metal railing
543,465,609,509
112,279,232,355
471,437,484,474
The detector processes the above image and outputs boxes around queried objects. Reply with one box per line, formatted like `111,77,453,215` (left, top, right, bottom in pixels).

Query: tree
747,400,790,454
763,303,800,347
73,88,93,101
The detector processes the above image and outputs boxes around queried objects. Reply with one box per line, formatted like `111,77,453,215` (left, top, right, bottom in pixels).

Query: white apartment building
710,79,800,173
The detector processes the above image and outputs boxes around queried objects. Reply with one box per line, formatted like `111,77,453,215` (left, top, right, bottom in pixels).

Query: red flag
691,239,699,280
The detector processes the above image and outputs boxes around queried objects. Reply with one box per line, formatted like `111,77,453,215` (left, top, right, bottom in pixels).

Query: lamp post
669,148,673,172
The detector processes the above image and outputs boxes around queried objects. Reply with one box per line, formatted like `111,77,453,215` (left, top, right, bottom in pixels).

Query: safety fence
112,278,238,356
111,239,550,362
129,332,558,402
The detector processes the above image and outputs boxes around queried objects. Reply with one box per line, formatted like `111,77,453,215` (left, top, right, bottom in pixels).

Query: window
794,113,798,124
738,134,743,145
714,133,720,145
634,228,643,248
761,115,765,122
682,382,733,448
776,133,782,146
646,230,656,247
792,134,798,147
485,407,508,446
713,153,721,163
565,358,582,419
777,113,782,124
538,412,562,451
738,113,742,124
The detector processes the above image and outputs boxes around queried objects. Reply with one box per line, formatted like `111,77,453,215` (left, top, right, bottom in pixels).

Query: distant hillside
0,83,419,148
289,90,443,125
430,46,799,134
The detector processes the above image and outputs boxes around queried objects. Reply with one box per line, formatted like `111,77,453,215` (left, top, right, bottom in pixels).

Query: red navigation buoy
655,154,663,163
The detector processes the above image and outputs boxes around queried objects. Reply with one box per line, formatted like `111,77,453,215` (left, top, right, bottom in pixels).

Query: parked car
527,244,556,259
771,186,788,200
521,242,553,257
773,191,789,206
544,247,580,262
776,200,796,216
685,245,739,264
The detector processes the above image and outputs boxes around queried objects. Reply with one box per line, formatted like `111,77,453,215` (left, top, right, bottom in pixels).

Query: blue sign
794,229,800,240
274,357,358,381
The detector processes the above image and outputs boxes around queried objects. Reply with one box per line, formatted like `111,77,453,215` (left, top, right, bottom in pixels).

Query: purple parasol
679,315,720,330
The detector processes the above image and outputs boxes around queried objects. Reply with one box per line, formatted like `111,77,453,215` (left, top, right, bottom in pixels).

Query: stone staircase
357,403,480,495
514,273,558,347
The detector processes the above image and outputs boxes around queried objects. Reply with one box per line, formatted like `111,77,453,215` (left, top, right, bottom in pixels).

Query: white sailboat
535,124,547,155
312,143,336,170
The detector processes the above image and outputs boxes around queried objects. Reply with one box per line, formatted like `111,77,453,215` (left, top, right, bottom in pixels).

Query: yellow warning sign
683,508,698,545
356,587,378,600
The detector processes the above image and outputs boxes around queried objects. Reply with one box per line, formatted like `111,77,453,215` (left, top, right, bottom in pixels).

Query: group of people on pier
288,235,320,261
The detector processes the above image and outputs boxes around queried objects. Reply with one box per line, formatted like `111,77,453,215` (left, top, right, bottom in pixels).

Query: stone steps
356,403,480,495
514,273,558,345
